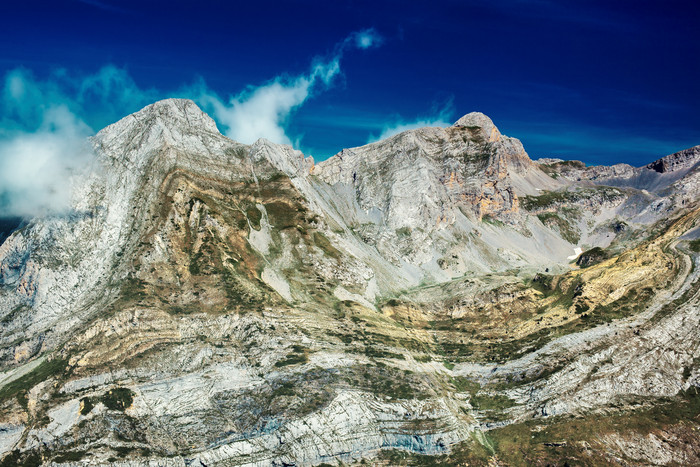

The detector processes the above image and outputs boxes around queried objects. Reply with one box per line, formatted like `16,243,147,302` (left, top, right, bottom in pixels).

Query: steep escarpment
315,112,557,225
0,100,699,466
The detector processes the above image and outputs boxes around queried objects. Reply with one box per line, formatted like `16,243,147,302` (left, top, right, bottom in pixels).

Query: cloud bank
0,107,93,217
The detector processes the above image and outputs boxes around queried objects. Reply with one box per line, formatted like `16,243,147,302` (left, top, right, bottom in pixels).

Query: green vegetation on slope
0,358,68,408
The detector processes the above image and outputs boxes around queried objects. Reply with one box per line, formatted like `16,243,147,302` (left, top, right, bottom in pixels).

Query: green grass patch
482,214,505,226
271,381,296,397
576,246,608,268
364,346,405,360
79,397,94,415
0,357,68,408
53,451,87,463
523,187,623,211
0,450,41,467
246,205,262,230
537,212,580,244
451,376,481,394
689,238,700,252
471,393,516,411
265,201,300,230
274,346,309,367
395,226,412,237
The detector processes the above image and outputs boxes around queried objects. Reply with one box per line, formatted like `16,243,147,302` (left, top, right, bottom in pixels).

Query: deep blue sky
1,0,698,166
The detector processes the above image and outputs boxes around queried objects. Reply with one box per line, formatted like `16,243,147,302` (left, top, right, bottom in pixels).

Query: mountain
1,99,699,466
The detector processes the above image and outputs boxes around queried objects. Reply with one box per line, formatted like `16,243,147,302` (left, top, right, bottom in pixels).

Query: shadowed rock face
646,145,700,173
0,218,22,247
0,99,699,466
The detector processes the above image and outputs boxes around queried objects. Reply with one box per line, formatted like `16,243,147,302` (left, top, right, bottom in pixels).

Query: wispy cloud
195,59,341,146
195,28,382,145
367,100,454,143
0,29,383,218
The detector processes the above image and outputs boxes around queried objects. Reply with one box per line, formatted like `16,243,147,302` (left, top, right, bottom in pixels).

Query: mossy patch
246,206,262,230
523,186,623,211
0,357,68,408
79,397,94,415
537,212,579,244
689,238,700,252
576,246,608,267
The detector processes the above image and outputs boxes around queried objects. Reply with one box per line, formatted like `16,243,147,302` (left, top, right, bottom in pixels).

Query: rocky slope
0,99,699,466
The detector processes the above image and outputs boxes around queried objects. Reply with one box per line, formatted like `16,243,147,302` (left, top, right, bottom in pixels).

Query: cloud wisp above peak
196,28,382,146
196,59,341,146
348,28,383,50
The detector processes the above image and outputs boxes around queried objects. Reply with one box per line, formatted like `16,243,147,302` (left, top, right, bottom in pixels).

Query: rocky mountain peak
645,144,700,173
92,99,224,168
2,97,700,466
453,111,502,142
105,98,219,136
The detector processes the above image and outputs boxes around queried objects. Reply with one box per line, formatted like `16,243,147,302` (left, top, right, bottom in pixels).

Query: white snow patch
247,204,271,254
364,276,379,303
567,247,583,261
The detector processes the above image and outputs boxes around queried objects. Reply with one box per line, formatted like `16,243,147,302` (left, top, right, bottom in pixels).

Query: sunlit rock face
1,99,699,466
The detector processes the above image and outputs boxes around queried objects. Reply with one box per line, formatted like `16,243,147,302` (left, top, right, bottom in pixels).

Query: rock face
646,145,700,173
312,113,573,280
0,99,699,466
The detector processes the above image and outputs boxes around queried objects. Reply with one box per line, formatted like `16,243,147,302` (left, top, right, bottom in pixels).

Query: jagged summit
92,98,238,176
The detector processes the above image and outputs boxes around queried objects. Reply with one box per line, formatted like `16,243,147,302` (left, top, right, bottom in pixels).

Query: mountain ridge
0,99,699,466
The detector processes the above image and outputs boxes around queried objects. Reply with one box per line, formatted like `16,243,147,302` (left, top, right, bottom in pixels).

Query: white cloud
368,102,454,143
0,105,93,217
0,29,383,217
197,58,341,145
196,29,381,146
0,67,153,218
